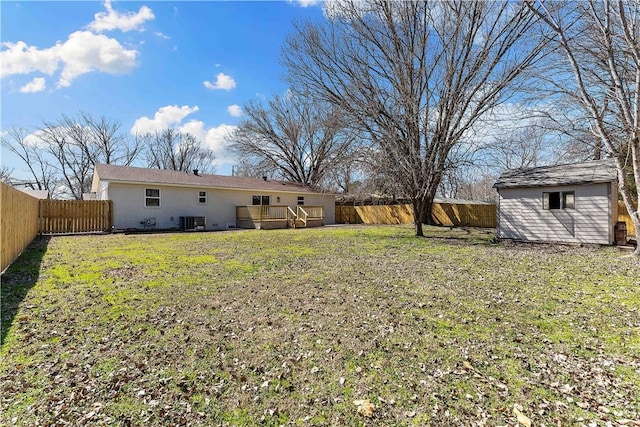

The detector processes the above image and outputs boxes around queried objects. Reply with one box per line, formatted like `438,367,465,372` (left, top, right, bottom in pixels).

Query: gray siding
497,182,614,244
103,183,335,230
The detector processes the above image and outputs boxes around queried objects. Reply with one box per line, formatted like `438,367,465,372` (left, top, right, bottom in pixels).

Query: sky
0,0,326,178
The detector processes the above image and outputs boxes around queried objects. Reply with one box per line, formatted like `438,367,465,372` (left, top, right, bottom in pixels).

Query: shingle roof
493,159,617,189
19,189,50,199
93,164,324,194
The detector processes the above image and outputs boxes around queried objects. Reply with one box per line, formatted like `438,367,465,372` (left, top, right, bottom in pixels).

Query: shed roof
493,159,617,189
92,164,326,194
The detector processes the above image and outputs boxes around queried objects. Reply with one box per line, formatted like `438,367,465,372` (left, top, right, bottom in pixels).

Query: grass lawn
1,225,639,426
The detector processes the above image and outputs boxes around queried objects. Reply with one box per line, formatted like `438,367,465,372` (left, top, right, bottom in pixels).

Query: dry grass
1,225,639,426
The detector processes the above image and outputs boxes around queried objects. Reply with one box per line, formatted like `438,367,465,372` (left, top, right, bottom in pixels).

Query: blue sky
1,0,325,177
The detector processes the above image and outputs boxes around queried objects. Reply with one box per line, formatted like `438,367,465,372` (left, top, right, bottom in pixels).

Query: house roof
18,188,50,199
92,164,326,194
493,159,618,189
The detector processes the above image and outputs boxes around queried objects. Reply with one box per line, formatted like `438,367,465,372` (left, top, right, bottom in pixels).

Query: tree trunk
623,193,640,257
615,155,640,256
411,195,434,237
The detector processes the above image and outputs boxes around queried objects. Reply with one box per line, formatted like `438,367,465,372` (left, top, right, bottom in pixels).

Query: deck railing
287,206,298,227
301,206,323,219
237,205,290,221
297,207,308,227
236,205,324,228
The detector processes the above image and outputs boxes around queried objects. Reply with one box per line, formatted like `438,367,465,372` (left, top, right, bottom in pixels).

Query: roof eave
97,177,328,195
494,178,617,190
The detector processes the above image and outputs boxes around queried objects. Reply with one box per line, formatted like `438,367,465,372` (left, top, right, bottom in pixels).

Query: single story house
18,188,50,199
493,159,618,245
91,164,335,231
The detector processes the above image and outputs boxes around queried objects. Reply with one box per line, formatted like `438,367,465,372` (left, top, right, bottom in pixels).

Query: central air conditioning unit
179,216,206,231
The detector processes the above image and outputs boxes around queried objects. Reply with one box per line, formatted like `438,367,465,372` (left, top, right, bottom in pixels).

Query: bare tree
232,157,279,180
229,92,357,187
144,128,216,173
82,113,143,166
0,165,14,184
356,147,407,201
528,0,640,254
39,117,94,199
484,123,556,171
321,149,366,193
439,166,498,202
1,127,60,195
3,114,142,199
283,0,548,236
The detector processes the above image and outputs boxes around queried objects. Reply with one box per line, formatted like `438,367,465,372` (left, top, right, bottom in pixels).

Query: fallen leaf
559,384,573,394
513,404,532,427
354,399,375,417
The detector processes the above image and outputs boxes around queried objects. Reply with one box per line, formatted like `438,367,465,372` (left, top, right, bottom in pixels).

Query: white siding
497,182,614,244
101,183,335,230
98,181,109,200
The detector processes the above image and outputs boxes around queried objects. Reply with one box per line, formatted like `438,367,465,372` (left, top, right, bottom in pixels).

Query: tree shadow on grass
1,236,50,347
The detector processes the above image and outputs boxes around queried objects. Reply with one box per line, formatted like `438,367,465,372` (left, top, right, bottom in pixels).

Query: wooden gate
39,200,113,234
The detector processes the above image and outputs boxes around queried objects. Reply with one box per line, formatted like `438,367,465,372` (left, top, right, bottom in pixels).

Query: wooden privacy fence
431,202,497,228
39,200,113,234
335,204,413,224
337,201,636,233
618,201,637,235
335,202,497,228
1,183,40,272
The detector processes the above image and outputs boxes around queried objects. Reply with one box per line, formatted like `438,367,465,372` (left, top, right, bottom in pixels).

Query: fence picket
0,183,40,272
336,203,497,228
38,200,112,234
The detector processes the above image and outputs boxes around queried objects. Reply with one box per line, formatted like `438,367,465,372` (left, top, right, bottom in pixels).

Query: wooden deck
236,205,324,229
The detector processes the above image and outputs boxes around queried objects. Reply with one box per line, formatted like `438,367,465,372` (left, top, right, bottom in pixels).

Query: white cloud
19,77,46,93
130,105,200,134
154,31,170,40
203,72,236,91
0,31,138,87
57,31,137,87
180,121,238,163
87,0,154,33
294,0,321,7
131,104,238,164
227,104,242,117
23,129,53,148
0,41,59,77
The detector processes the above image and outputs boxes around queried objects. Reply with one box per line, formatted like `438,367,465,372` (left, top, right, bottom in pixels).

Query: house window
297,196,305,205
252,195,270,205
563,191,575,209
145,188,160,207
543,191,575,210
198,191,207,204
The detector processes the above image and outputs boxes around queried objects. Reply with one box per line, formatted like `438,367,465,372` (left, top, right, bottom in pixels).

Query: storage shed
493,159,618,245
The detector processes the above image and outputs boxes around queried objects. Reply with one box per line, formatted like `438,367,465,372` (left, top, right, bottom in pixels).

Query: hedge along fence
335,202,497,228
1,182,40,272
